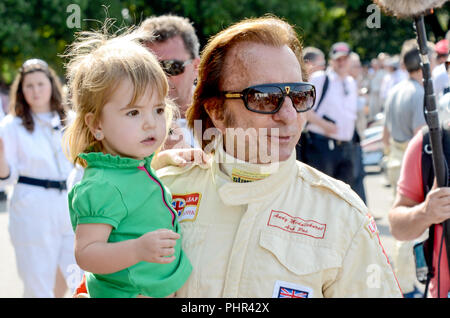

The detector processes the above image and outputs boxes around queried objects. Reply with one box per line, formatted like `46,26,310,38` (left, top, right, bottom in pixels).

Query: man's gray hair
303,46,324,63
138,14,200,59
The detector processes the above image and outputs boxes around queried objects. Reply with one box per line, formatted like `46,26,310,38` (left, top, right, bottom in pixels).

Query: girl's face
90,78,168,160
22,71,53,113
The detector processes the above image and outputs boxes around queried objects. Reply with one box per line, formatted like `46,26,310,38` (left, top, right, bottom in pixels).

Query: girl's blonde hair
63,27,175,167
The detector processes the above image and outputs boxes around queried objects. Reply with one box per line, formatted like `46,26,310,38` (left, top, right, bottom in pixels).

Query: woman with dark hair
0,59,80,297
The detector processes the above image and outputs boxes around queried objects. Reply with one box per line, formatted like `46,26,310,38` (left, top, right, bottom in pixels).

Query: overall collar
211,142,297,205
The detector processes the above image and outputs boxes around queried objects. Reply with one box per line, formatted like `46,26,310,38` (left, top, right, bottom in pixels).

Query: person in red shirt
388,121,450,298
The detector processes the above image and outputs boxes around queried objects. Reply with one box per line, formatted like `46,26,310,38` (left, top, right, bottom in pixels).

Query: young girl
0,59,79,297
64,29,192,298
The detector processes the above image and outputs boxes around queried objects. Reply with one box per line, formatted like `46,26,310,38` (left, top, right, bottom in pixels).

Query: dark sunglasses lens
246,86,283,113
161,60,184,76
289,85,316,112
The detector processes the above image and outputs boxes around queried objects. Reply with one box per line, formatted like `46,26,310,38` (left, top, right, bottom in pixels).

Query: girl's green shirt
68,152,192,298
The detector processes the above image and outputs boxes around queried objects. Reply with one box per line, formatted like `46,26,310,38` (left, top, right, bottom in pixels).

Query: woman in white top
0,59,80,297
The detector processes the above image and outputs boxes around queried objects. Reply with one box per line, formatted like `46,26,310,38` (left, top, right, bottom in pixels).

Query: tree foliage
1,0,448,84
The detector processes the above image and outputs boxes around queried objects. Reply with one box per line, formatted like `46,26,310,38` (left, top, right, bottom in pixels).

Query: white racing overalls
157,145,403,297
0,113,81,297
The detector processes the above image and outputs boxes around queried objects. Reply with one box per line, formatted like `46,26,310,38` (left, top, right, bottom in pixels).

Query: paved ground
0,168,421,297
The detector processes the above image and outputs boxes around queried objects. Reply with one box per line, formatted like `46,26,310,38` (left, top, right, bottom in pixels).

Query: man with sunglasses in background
156,16,402,298
138,14,201,149
303,46,326,78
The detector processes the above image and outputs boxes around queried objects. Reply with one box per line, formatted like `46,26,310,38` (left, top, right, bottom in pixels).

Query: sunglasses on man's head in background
160,59,193,77
221,82,316,114
20,58,49,75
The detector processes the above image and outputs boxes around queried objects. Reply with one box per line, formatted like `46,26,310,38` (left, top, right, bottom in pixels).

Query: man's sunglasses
221,82,316,114
160,59,193,76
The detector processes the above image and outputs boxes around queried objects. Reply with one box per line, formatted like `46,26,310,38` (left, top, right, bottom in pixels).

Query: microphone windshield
374,0,448,18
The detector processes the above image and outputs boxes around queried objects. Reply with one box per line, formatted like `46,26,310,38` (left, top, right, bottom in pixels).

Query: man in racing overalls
156,16,402,298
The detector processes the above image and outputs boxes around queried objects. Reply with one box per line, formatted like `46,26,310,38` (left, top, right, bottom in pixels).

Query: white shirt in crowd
307,69,358,142
432,63,449,99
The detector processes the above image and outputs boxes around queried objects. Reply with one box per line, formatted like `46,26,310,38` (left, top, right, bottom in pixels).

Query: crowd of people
0,12,449,298
302,33,450,298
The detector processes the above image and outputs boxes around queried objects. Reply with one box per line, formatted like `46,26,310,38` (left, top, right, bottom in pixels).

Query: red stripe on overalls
138,166,176,227
375,231,404,296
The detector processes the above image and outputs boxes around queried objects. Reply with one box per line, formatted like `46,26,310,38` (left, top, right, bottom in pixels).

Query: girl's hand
152,148,210,170
163,123,191,150
135,229,180,264
74,224,179,274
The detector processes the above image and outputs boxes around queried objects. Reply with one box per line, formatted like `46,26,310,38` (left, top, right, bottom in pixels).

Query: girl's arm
152,148,210,170
75,223,180,274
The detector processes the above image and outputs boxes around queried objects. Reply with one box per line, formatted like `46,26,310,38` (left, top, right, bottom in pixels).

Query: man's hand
305,111,338,137
0,138,4,158
421,181,450,226
321,120,338,137
0,137,10,179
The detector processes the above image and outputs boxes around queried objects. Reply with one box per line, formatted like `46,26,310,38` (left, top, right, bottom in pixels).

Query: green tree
0,0,128,83
1,0,448,85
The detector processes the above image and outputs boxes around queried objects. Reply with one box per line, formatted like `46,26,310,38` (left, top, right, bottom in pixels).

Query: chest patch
267,210,326,239
272,280,313,298
171,193,201,223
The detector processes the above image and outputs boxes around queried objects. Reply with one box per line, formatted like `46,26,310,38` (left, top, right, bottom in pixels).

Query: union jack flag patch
273,280,312,298
278,287,309,298
171,193,201,223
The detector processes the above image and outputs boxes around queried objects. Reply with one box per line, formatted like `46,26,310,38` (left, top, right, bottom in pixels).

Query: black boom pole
414,15,447,188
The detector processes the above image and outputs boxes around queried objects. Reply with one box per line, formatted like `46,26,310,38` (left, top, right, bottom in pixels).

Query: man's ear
204,98,226,134
84,112,103,140
192,57,200,75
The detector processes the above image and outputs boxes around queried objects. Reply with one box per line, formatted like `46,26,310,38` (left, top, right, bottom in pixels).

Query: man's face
306,55,325,75
212,42,306,163
331,55,350,76
348,59,361,79
146,35,199,117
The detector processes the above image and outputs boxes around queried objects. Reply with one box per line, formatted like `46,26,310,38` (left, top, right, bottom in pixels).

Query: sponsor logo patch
365,214,378,238
272,280,312,298
171,193,201,223
267,210,326,239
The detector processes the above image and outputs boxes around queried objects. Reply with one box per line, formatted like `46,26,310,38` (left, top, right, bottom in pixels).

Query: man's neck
179,105,188,119
330,68,346,80
409,71,423,85
217,146,282,183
